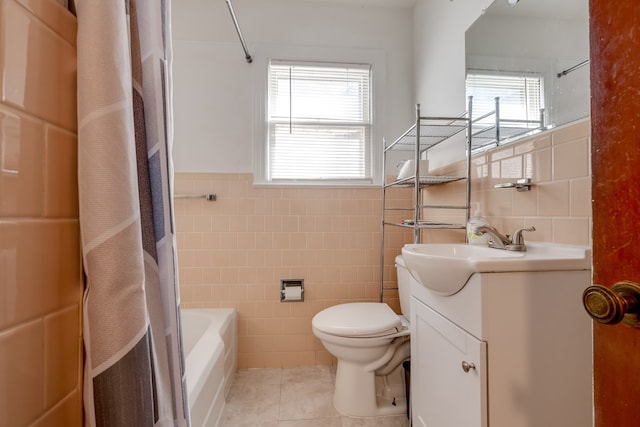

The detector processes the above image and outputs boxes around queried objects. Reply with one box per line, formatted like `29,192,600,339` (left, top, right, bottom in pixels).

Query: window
466,72,543,128
266,60,372,183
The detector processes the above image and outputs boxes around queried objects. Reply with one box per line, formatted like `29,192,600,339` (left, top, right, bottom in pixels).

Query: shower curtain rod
225,0,253,63
557,59,589,78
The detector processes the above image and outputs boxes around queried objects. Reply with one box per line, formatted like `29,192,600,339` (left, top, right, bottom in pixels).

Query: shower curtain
76,0,188,426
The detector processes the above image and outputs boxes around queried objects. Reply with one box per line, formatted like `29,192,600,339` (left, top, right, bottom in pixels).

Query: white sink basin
401,242,591,296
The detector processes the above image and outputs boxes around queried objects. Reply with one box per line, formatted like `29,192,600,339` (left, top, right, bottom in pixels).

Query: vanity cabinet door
411,298,487,427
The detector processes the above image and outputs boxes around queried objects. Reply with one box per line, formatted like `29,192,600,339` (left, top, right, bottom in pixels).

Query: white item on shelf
397,159,429,180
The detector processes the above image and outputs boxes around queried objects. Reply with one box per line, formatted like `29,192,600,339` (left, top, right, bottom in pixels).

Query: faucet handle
511,226,536,247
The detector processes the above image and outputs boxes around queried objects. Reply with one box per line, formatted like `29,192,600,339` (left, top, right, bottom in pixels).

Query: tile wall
174,174,412,368
175,119,592,370
0,0,82,425
423,119,592,246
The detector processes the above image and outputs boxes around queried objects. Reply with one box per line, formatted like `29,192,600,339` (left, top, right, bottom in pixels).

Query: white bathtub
181,308,237,427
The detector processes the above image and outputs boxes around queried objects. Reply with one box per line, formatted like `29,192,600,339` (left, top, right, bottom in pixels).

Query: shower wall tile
0,105,45,217
0,220,82,330
44,126,79,217
14,0,76,44
0,318,45,427
44,305,80,408
31,390,82,427
0,0,77,131
0,0,81,425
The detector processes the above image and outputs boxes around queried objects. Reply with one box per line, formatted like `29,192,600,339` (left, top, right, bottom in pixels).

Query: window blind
466,72,542,125
268,61,372,181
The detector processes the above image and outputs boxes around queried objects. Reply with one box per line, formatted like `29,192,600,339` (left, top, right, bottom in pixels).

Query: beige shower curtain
76,0,188,425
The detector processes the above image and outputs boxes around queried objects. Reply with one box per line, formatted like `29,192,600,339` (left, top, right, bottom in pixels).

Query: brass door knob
583,281,640,327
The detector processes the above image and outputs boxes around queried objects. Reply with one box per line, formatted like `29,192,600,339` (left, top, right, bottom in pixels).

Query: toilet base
333,361,407,417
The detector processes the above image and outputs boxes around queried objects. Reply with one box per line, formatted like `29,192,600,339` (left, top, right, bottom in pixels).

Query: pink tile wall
174,120,591,369
0,0,82,425
423,119,592,246
174,173,409,368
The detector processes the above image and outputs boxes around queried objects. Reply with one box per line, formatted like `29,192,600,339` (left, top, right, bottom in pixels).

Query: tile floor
220,366,410,427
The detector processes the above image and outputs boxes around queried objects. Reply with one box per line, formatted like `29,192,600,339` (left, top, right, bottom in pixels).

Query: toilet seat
312,302,402,338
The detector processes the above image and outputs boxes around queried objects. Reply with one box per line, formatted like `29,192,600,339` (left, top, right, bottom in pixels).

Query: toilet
312,255,415,417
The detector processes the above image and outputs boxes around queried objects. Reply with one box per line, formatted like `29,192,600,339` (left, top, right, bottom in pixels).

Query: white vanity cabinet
412,298,487,427
409,269,592,427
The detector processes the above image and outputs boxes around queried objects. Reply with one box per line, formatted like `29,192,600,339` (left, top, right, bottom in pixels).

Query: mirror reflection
466,0,589,149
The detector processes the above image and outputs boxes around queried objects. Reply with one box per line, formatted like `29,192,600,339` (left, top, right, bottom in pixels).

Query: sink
401,242,591,296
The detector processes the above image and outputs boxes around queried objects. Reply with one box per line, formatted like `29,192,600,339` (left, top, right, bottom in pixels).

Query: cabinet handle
583,280,640,327
461,361,476,373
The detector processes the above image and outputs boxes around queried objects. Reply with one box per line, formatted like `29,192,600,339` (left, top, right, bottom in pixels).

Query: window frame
252,44,386,187
465,70,545,148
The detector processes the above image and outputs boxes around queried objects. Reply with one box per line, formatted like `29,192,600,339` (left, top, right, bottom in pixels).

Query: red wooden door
590,1,640,425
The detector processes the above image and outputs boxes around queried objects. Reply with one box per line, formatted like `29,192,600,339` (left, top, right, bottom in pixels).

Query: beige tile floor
220,366,410,427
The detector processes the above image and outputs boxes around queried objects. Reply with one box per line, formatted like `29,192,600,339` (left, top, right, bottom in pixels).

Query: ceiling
486,0,588,21
304,0,587,19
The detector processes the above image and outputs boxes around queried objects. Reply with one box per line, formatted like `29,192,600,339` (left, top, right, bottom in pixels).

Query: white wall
172,0,589,174
171,0,414,173
413,0,492,116
466,13,590,128
412,0,492,169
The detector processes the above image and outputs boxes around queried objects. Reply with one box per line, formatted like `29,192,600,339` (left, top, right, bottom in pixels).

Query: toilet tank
395,255,417,321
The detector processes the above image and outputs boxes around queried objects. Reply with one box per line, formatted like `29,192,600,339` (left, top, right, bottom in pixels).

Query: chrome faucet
509,226,537,251
472,225,536,251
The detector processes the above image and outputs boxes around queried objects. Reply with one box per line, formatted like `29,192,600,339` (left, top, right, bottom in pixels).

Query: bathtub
181,308,237,427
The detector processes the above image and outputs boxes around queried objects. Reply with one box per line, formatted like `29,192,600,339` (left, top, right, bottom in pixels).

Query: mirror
466,0,589,143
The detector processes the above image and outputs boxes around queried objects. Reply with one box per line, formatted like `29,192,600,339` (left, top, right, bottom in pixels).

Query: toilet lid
312,302,402,337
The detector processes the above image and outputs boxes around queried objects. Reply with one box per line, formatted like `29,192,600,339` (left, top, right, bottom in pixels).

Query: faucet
472,224,536,251
509,226,537,251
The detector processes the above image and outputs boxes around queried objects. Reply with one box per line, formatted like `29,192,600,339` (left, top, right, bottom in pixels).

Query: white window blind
268,61,372,181
466,72,543,126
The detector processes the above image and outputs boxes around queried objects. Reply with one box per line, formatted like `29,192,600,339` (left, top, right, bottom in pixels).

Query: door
590,1,640,425
411,298,487,427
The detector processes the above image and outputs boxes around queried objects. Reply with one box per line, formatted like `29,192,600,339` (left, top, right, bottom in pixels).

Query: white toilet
312,255,415,417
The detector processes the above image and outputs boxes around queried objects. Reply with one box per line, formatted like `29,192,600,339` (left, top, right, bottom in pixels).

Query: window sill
252,179,379,189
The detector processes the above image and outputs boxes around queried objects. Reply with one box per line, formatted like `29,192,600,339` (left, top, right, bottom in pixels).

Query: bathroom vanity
409,268,592,426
